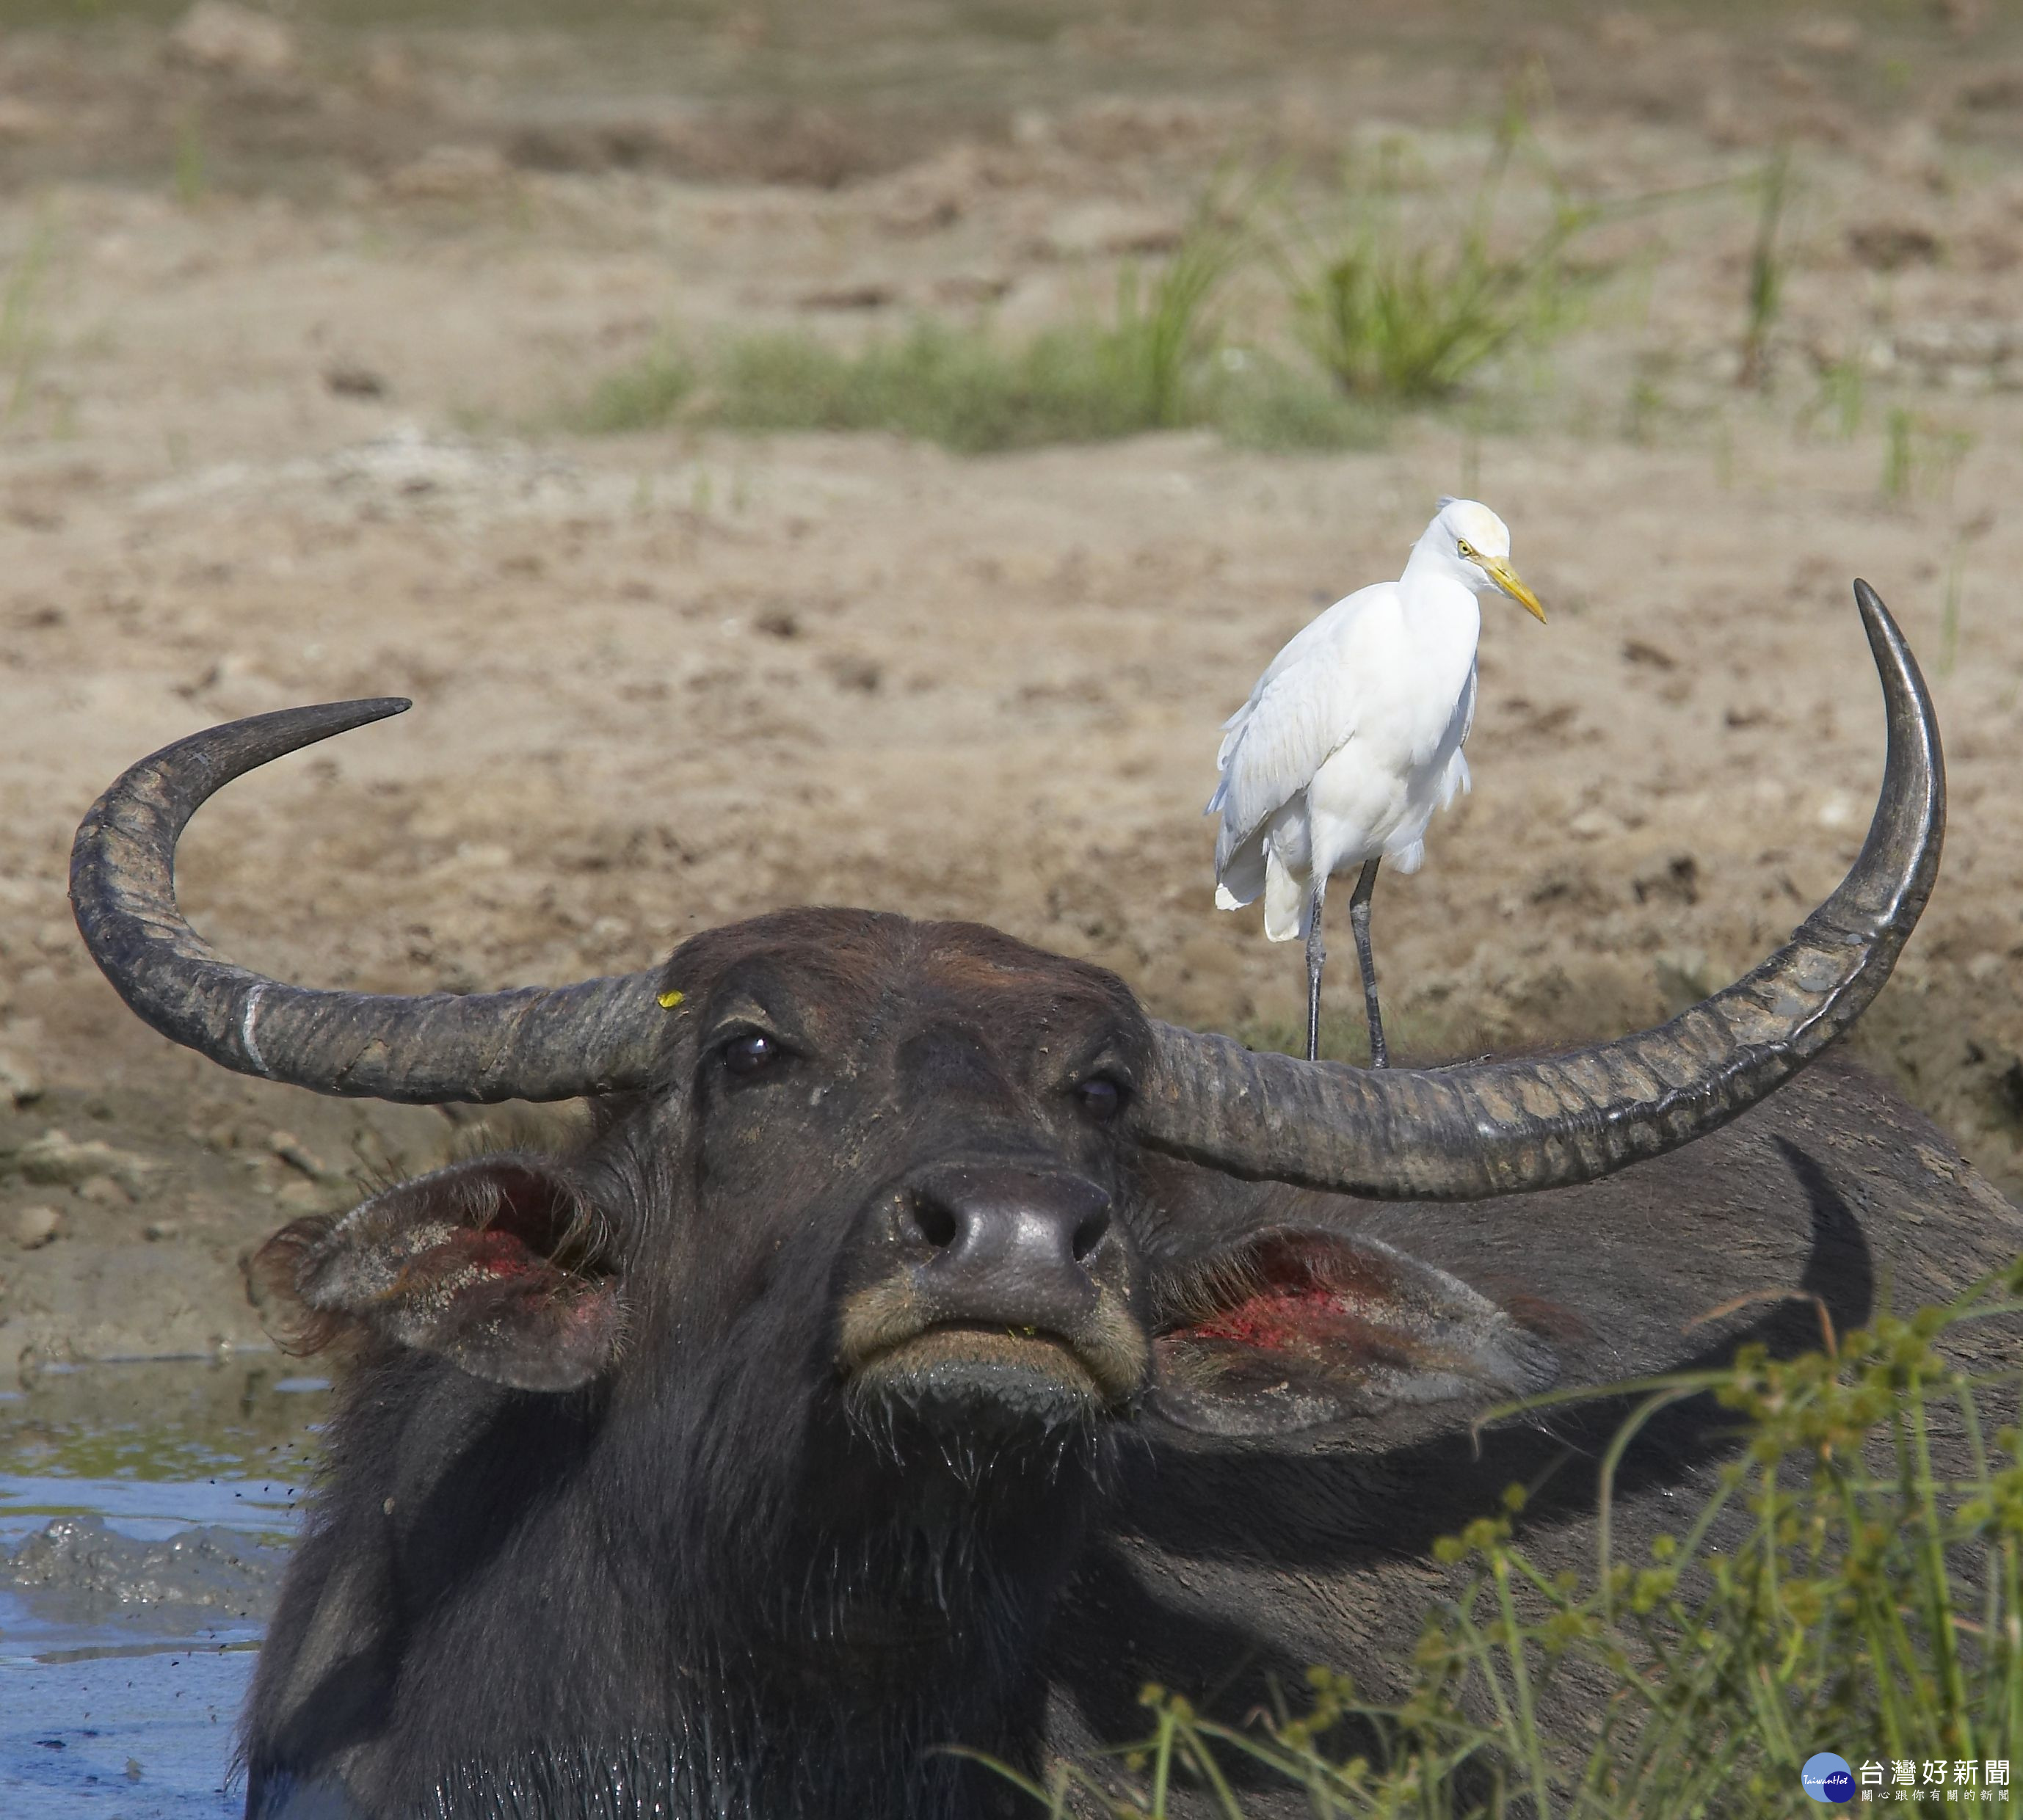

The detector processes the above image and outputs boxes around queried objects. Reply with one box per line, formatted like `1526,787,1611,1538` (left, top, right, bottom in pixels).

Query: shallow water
0,1361,324,1820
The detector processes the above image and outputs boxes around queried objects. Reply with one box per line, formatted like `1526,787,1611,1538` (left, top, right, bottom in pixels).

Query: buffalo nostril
1071,1208,1110,1262
912,1195,959,1251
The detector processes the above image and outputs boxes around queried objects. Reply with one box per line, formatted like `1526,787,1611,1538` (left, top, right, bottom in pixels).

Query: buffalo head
230,906,1558,1450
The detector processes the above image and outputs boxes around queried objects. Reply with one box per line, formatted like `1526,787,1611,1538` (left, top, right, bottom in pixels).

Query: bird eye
721,1032,781,1078
1072,1077,1124,1122
1456,539,1475,561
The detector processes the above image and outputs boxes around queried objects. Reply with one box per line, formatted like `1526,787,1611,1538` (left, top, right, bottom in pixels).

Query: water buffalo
68,584,2017,1819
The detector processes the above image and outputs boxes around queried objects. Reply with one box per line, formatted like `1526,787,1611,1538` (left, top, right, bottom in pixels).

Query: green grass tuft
1278,119,1598,404
576,340,697,434
1881,409,1975,507
173,107,208,208
709,316,1194,452
1208,349,1391,454
1942,547,1966,680
1012,1262,2023,1818
1738,145,1791,392
1806,355,1866,443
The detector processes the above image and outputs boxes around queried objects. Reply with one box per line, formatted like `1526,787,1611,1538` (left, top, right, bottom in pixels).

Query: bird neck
1398,545,1483,630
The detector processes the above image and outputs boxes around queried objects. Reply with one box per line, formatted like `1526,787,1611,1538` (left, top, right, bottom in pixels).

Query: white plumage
1208,498,1546,1064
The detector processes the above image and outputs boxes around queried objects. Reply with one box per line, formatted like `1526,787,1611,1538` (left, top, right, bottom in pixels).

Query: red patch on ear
1175,1234,1412,1360
370,1221,620,1389
1150,1228,1557,1437
250,1154,621,1392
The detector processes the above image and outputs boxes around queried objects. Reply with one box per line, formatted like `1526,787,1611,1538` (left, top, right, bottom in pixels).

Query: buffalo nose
904,1164,1112,1328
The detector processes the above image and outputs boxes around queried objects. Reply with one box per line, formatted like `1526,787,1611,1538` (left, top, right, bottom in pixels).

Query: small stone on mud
0,1048,42,1106
143,1220,182,1242
76,1174,133,1207
324,363,389,399
15,1129,154,1193
1633,853,1701,908
13,1204,62,1249
823,652,882,693
796,283,896,311
167,1,299,82
385,145,513,201
1848,221,1942,272
269,1130,343,1182
1621,637,1678,671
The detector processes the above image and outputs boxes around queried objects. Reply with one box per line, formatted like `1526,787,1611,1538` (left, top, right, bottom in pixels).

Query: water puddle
0,1360,324,1819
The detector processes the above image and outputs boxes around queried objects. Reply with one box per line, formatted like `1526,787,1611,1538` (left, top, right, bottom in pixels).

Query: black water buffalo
68,585,2018,1819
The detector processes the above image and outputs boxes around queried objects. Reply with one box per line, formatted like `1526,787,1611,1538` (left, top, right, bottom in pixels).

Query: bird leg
1304,873,1328,1064
1348,858,1388,1069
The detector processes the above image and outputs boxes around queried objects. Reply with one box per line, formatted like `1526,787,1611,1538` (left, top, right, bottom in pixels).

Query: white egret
1207,498,1546,1066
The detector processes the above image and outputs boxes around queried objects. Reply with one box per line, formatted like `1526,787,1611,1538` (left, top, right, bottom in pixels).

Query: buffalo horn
69,699,669,1103
1135,581,1944,1199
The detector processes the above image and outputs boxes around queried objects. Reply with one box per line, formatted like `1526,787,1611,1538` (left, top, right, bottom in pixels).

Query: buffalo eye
721,1032,782,1079
1072,1077,1124,1123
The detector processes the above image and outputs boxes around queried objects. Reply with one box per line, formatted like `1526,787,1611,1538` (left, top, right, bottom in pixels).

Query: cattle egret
1208,498,1546,1066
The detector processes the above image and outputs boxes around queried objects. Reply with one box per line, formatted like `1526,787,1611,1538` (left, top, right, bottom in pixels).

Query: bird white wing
1207,583,1392,877
1450,660,1478,764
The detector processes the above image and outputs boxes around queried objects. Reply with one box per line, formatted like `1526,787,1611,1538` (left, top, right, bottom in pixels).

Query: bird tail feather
1263,848,1307,943
1213,822,1268,909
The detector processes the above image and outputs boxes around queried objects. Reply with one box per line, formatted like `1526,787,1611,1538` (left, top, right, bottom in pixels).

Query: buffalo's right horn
70,699,670,1104
1135,580,1942,1201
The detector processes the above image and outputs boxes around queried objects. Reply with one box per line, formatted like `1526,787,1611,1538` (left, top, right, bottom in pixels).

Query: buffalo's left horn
1136,580,1942,1199
70,699,669,1103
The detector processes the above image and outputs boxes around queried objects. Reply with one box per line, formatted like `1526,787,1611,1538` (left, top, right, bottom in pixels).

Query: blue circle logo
1802,1754,1856,1804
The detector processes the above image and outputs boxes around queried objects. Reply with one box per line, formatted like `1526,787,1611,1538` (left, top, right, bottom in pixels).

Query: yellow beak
1481,555,1547,623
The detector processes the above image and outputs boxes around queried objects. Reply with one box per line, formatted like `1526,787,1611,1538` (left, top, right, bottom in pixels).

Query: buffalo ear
243,1154,620,1391
1147,1228,1557,1438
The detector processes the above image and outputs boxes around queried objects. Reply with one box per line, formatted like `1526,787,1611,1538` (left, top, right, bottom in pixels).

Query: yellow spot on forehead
1449,502,1508,550
657,989,685,1010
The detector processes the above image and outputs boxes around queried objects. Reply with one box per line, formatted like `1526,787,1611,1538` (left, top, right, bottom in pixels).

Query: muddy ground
1,0,2021,1373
